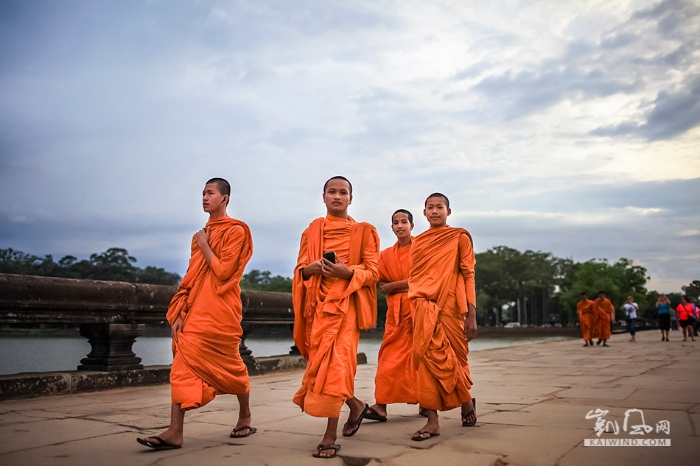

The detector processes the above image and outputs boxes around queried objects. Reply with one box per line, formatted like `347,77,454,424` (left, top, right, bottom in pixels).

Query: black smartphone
322,251,336,263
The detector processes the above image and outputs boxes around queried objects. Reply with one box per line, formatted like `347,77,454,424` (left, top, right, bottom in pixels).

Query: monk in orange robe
408,193,477,441
577,293,594,347
137,178,254,450
365,209,418,422
594,291,615,346
292,176,379,459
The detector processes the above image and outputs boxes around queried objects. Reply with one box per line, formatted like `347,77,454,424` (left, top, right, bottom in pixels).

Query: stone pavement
1,330,697,465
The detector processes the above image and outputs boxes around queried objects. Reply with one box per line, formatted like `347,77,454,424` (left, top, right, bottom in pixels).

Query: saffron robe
593,297,615,340
374,241,418,405
166,217,253,410
292,214,379,418
408,226,476,411
577,299,595,341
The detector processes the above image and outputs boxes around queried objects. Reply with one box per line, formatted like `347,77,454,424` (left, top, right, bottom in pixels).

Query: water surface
0,335,574,375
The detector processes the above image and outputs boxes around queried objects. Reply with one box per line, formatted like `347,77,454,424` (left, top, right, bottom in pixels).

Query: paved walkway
1,330,697,465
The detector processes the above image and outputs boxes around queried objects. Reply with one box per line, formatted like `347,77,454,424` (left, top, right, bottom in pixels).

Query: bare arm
379,279,408,295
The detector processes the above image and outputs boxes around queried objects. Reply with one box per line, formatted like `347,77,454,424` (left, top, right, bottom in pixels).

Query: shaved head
206,177,231,197
393,209,413,224
425,192,450,208
324,176,352,194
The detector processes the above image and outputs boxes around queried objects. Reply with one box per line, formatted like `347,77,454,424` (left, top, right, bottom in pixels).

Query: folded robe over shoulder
408,226,476,411
577,299,594,341
292,214,379,418
166,217,253,410
374,241,417,405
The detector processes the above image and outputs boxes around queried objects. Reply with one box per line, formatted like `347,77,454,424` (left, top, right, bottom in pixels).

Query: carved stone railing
0,273,295,372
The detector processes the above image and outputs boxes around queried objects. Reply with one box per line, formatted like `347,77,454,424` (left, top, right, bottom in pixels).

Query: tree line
2,246,697,327
0,248,181,285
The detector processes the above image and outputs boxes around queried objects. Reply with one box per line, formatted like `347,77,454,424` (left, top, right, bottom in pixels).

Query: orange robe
408,226,476,411
374,241,417,405
292,214,379,418
577,299,594,341
593,297,614,340
165,217,253,410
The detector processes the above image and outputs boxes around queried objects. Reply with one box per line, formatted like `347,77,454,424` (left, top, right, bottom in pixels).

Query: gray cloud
473,65,638,120
591,74,700,140
464,0,699,126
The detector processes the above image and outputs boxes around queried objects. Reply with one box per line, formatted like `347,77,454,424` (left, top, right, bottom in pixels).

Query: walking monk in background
577,293,595,347
408,193,477,441
292,176,379,459
365,209,418,423
594,291,615,347
137,178,254,450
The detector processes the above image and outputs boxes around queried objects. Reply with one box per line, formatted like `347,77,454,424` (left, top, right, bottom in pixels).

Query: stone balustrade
0,273,295,373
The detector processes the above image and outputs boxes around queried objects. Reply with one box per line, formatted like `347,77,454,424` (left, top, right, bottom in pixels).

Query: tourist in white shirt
621,296,639,342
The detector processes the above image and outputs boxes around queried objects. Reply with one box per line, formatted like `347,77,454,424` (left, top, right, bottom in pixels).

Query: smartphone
322,251,336,263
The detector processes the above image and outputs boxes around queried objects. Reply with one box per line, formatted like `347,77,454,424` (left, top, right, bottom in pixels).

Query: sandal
342,403,369,437
312,443,341,459
462,398,477,427
364,406,388,422
230,426,257,438
411,430,440,441
136,436,181,450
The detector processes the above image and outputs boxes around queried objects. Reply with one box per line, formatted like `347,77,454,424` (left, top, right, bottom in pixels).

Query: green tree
682,280,700,298
560,258,649,322
0,247,180,285
240,269,292,292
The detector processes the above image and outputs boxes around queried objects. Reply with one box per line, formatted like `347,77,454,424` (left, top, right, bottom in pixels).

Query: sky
0,0,698,293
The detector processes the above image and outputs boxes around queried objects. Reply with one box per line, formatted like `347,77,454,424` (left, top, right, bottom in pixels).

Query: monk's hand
379,282,397,294
195,226,211,249
171,316,183,341
464,307,478,341
322,257,354,280
381,280,409,294
302,260,324,279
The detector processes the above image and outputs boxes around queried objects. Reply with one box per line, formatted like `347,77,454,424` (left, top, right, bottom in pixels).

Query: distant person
366,209,418,423
670,305,679,331
621,296,638,343
576,293,595,347
292,176,379,459
593,291,615,346
689,296,699,337
408,193,477,441
676,296,696,342
656,294,671,341
137,178,254,450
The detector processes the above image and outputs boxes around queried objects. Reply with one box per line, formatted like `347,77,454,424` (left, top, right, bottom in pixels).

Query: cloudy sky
1,0,698,293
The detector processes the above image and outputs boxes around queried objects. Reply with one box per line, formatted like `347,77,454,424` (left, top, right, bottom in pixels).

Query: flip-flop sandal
312,443,341,459
364,406,388,422
230,426,257,438
462,398,477,427
136,436,181,450
411,431,440,441
342,403,369,437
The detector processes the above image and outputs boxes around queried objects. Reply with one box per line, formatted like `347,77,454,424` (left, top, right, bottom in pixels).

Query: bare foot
231,411,254,438
368,403,387,418
412,419,440,440
365,404,388,422
461,399,477,426
313,441,340,458
342,398,367,436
